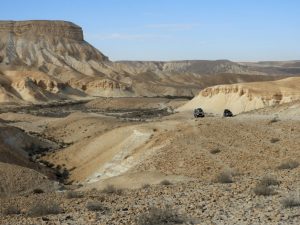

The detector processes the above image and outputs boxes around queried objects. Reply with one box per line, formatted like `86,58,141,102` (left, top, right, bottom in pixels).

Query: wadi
0,20,300,225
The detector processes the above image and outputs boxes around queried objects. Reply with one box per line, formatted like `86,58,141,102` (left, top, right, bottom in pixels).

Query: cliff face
0,20,134,102
0,20,109,67
179,77,300,114
0,20,83,40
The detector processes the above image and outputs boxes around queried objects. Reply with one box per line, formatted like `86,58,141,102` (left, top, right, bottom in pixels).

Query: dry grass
101,185,123,195
142,184,151,189
210,148,221,154
66,191,84,199
160,180,172,186
278,160,299,170
27,202,62,217
253,176,279,196
254,184,275,196
137,207,186,225
281,193,300,208
260,176,280,186
269,117,280,124
3,206,21,215
32,188,44,194
86,201,108,212
270,138,280,143
216,170,233,183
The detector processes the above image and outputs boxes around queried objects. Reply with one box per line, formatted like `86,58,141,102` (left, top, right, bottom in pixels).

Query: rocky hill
180,77,300,114
0,20,299,104
117,60,255,75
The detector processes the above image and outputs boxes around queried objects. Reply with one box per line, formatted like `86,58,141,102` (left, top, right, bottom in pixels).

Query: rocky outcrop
0,20,83,40
179,77,300,114
0,20,109,67
0,20,133,101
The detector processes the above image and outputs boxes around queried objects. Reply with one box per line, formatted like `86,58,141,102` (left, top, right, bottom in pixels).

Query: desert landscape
0,17,300,225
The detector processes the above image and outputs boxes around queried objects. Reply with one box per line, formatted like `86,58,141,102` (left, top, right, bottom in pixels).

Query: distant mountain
0,20,299,104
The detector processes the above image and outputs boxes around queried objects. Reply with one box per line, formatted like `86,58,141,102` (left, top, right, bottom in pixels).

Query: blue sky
1,0,300,61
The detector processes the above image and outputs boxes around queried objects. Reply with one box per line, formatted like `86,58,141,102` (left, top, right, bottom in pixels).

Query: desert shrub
66,191,84,199
142,184,151,189
269,117,280,123
278,160,299,170
160,180,172,186
137,207,185,225
3,206,21,215
260,176,280,186
32,188,44,194
86,201,108,212
254,184,275,196
281,193,300,208
270,138,280,143
27,202,62,217
216,170,233,183
101,185,123,195
253,176,278,196
210,148,221,154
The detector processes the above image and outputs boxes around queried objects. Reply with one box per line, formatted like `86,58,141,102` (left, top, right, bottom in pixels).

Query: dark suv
223,109,233,117
194,108,205,118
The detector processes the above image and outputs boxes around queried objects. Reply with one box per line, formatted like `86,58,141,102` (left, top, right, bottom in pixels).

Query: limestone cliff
0,20,109,69
0,20,133,102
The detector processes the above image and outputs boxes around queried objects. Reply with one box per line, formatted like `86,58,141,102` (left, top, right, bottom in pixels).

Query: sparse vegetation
101,184,123,195
260,176,280,186
270,138,280,143
269,117,280,123
160,180,172,186
254,184,275,196
254,176,279,196
3,206,21,215
278,160,299,170
86,201,108,212
27,202,62,217
281,193,300,208
66,191,84,199
210,148,221,154
216,170,233,183
32,188,44,194
142,184,151,189
137,207,186,225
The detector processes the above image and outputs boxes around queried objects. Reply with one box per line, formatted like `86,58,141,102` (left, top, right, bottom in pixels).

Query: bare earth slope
1,98,300,224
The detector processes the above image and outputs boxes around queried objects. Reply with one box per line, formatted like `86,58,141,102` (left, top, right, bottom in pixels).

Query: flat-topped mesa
0,20,83,41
